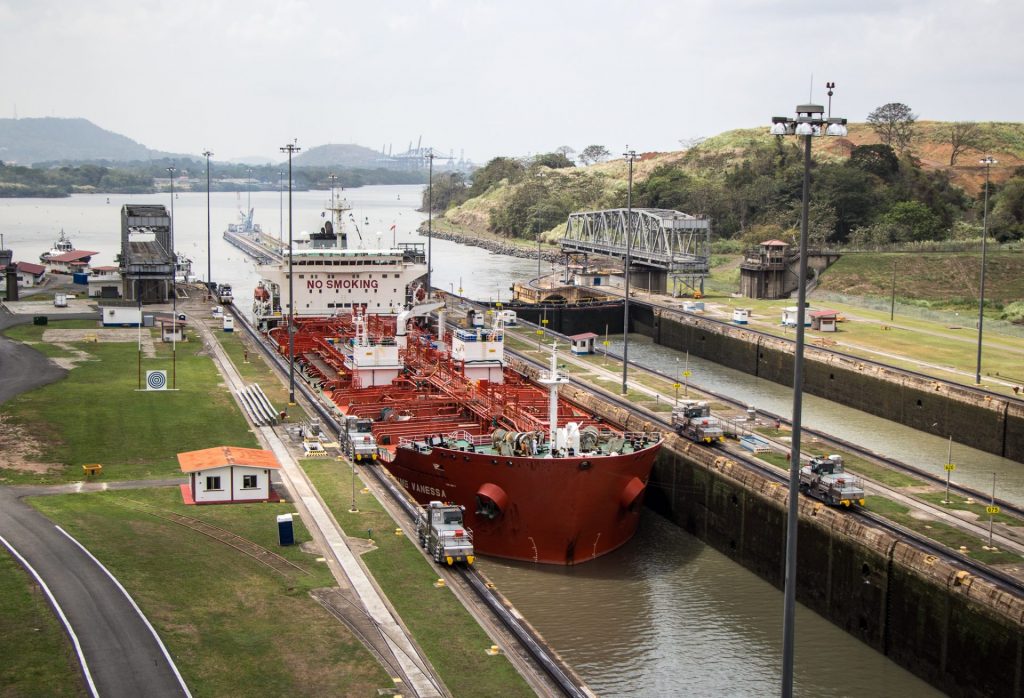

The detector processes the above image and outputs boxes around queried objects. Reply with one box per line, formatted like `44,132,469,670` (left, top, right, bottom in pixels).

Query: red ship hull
270,311,662,565
383,443,658,565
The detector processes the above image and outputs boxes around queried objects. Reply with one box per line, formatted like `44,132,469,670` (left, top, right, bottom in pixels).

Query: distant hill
291,143,385,168
0,117,190,165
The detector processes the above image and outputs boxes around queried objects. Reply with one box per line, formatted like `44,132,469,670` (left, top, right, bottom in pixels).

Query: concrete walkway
193,311,444,698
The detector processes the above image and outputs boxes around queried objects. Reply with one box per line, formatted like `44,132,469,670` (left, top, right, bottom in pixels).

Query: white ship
252,198,426,328
39,230,74,263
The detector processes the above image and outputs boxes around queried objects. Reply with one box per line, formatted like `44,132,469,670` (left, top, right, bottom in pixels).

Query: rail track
227,304,590,698
113,498,310,578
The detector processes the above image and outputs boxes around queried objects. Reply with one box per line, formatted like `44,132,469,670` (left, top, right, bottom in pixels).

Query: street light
278,170,285,242
203,150,213,287
976,156,997,384
425,151,434,293
769,93,847,698
246,167,253,215
167,164,177,389
621,149,637,396
280,141,301,406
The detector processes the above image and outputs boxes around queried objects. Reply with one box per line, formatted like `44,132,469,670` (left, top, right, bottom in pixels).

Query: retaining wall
566,385,1024,698
628,304,1024,462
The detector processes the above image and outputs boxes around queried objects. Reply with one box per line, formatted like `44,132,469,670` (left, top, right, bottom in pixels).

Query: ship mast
537,342,569,455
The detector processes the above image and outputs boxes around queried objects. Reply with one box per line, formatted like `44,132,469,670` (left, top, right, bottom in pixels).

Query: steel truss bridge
559,208,711,295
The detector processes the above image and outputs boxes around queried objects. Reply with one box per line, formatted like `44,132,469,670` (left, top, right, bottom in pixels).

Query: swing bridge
559,208,711,296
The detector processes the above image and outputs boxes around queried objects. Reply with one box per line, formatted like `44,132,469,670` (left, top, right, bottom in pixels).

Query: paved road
0,487,190,697
0,308,95,405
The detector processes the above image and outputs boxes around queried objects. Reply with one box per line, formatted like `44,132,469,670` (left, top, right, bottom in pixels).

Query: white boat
40,230,74,263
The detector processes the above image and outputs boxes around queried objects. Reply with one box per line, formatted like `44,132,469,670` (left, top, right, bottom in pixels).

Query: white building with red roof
15,261,46,287
177,446,281,505
46,250,99,275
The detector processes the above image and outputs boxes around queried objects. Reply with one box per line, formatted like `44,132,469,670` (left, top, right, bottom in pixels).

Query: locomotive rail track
113,498,310,578
228,304,591,698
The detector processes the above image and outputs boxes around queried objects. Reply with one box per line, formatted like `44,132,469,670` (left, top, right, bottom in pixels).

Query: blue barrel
276,514,294,546
73,272,89,285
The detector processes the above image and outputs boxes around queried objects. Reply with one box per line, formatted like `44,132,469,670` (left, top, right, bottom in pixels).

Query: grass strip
0,550,86,697
863,496,1014,565
28,488,392,697
301,458,534,698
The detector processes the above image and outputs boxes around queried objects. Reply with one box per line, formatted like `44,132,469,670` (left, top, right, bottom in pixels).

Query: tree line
0,158,427,197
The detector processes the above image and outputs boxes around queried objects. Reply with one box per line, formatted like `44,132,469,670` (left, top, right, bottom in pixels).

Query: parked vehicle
671,400,725,445
342,415,378,462
800,455,866,507
416,501,474,566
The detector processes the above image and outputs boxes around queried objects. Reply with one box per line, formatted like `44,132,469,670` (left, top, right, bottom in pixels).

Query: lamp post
976,156,997,384
246,167,253,215
280,141,301,406
425,151,434,293
769,94,847,698
167,164,177,389
621,149,637,395
203,150,213,287
278,170,285,242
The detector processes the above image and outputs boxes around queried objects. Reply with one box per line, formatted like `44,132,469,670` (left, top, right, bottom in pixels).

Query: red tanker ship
271,303,662,565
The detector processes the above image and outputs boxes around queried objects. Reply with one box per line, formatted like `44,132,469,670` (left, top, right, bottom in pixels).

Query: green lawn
28,488,391,697
861,496,1014,565
0,321,257,484
301,459,534,698
0,550,86,697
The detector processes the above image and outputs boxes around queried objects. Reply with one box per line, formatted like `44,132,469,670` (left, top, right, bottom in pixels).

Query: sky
3,0,1022,164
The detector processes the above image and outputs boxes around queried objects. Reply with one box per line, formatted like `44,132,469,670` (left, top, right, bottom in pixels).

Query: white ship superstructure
252,198,426,327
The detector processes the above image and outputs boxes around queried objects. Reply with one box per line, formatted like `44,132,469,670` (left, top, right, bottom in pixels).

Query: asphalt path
1,308,190,696
0,487,190,697
0,308,95,405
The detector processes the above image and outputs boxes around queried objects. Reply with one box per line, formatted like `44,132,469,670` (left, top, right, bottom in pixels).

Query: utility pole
976,156,997,384
280,141,301,406
621,149,636,395
425,151,434,293
203,151,213,286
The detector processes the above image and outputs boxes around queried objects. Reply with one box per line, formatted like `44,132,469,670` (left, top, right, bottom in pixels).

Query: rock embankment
417,223,560,263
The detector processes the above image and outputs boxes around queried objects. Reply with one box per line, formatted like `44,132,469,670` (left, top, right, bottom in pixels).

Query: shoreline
416,222,560,263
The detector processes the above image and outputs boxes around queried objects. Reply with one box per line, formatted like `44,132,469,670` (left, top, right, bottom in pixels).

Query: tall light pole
621,149,636,395
203,150,213,287
770,94,847,698
425,151,434,292
278,170,285,242
167,164,177,389
280,141,301,406
976,156,997,384
246,167,253,215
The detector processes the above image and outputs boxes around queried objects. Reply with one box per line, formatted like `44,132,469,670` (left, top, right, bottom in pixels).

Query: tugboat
39,230,74,264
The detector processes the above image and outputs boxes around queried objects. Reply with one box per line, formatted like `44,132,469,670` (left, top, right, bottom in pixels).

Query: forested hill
432,120,1024,248
0,117,187,164
291,143,384,168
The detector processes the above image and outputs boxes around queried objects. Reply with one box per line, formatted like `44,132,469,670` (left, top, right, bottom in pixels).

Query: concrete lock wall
634,307,1024,462
565,385,1024,698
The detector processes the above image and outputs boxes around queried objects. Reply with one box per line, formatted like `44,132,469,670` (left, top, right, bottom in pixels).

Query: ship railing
622,431,662,443
397,431,491,450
